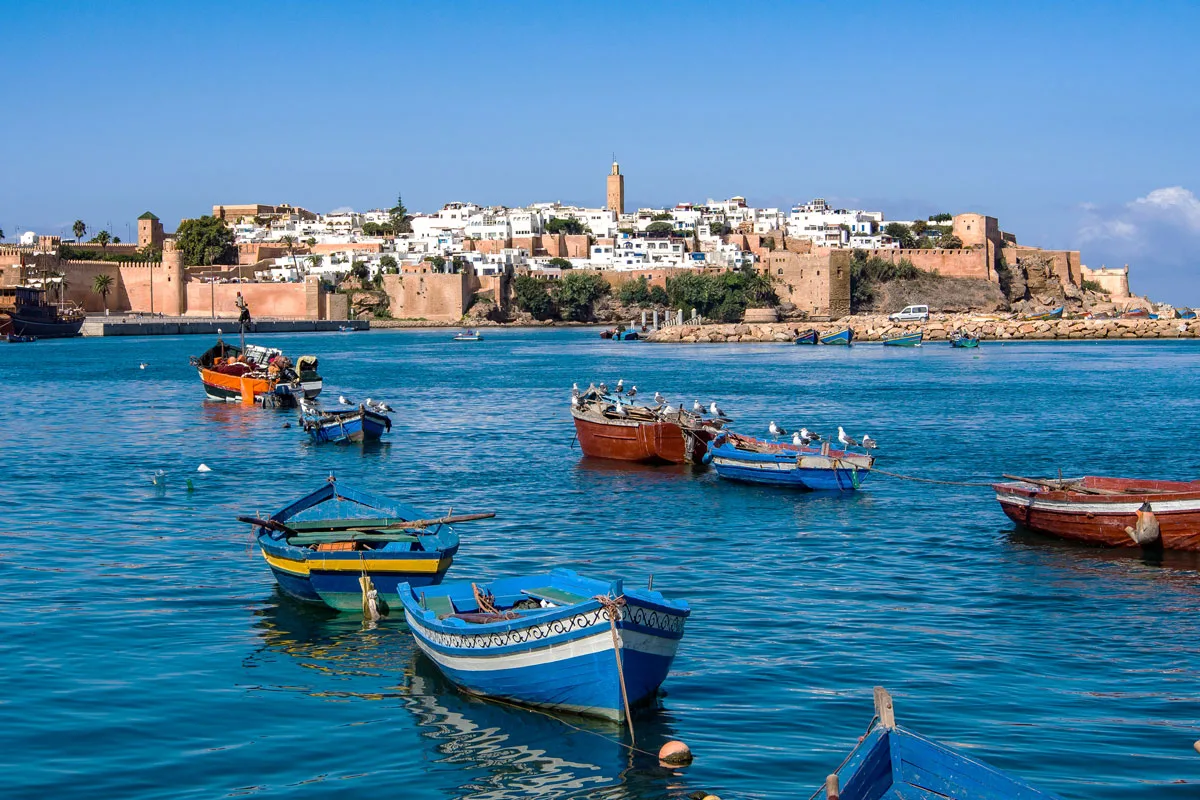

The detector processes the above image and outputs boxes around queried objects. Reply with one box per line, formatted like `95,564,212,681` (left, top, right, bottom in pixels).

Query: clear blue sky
6,1,1200,302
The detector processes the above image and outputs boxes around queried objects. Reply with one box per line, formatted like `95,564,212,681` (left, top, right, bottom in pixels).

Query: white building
786,198,883,246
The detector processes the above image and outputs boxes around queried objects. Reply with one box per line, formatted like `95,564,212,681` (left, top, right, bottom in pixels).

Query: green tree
646,221,674,235
649,285,669,305
72,220,87,242
176,216,236,267
452,257,468,273
306,253,323,272
883,222,916,249
651,211,673,221
362,221,395,237
554,271,609,321
512,275,554,319
664,267,777,322
911,220,928,236
935,234,963,249
92,273,114,311
545,217,588,236
279,234,299,272
546,257,572,270
428,255,447,271
618,276,652,305
928,212,953,223
390,194,412,234
379,254,399,274
93,230,111,252
113,236,121,244
350,258,370,283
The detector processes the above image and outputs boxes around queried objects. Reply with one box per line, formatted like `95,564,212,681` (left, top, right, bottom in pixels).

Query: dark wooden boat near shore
571,391,720,464
0,286,84,339
994,475,1200,550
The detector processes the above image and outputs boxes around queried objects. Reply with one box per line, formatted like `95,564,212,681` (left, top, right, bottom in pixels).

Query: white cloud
1130,186,1200,231
330,205,355,214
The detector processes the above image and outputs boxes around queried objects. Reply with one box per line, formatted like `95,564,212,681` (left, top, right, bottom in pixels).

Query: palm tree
0,228,5,241
306,253,323,272
73,220,87,242
279,234,299,273
94,230,111,252
93,273,114,311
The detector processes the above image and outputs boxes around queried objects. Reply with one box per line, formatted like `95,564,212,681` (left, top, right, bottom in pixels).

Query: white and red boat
993,475,1200,551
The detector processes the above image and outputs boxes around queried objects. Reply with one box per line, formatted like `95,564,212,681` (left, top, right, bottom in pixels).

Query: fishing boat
453,329,483,341
599,329,615,340
820,327,854,345
398,568,690,722
299,399,392,443
993,475,1200,550
621,329,640,340
793,328,818,345
0,286,84,339
882,331,923,347
704,431,873,490
5,333,37,343
242,478,484,613
1022,305,1064,321
950,333,980,348
819,688,1059,800
190,336,322,406
1176,308,1196,320
570,387,722,464
337,325,356,333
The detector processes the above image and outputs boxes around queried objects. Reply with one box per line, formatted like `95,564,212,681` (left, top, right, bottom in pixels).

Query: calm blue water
1,329,1199,800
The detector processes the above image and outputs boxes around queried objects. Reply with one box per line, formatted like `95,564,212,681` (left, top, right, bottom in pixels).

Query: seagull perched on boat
792,431,803,446
693,399,703,413
572,382,581,399
615,401,628,417
769,421,788,438
862,434,877,450
570,395,580,408
709,401,727,418
365,397,374,407
626,386,637,399
598,382,609,395
338,395,351,406
838,426,860,448
616,378,625,394
800,427,821,444
654,391,665,405
377,401,392,412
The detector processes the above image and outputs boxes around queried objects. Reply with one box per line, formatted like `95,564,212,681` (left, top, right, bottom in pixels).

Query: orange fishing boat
190,336,322,407
570,388,721,464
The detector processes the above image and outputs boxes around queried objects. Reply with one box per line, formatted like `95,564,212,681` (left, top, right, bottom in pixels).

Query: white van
888,305,930,322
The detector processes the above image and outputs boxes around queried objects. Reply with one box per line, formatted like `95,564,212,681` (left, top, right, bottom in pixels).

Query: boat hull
950,337,980,348
572,411,697,464
994,477,1200,550
793,329,818,345
8,313,84,338
883,333,923,347
401,590,686,722
198,367,275,405
303,408,392,443
820,328,854,345
709,441,872,490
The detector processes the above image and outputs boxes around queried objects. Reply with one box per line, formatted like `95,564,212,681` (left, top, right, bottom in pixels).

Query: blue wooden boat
620,329,641,340
703,432,873,490
1176,309,1196,320
1023,305,1063,321
398,568,690,722
821,688,1059,800
882,331,923,347
793,328,818,345
299,399,391,443
244,478,481,613
5,333,37,343
453,329,483,341
950,334,980,348
820,327,854,345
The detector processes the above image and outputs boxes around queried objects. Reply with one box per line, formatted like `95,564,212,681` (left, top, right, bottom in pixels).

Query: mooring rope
871,467,996,488
595,593,635,745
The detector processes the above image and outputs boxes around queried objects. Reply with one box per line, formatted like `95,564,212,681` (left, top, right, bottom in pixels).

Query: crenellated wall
381,271,470,321
864,247,994,281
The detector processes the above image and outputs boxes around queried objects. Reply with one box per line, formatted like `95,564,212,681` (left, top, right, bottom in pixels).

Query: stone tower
606,161,625,215
160,238,186,316
137,211,165,249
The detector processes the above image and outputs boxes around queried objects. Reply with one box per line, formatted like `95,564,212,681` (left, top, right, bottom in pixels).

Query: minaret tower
606,159,625,216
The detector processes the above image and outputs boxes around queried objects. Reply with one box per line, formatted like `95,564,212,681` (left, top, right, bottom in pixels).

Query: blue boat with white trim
704,431,873,490
883,331,923,347
299,399,391,443
245,478,477,613
820,327,854,345
950,333,980,348
398,568,690,722
821,687,1059,800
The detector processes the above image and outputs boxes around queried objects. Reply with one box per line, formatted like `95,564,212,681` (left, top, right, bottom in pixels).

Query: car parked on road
888,304,930,322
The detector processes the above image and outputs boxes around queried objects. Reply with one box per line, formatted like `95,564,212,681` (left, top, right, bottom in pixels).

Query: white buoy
197,464,212,473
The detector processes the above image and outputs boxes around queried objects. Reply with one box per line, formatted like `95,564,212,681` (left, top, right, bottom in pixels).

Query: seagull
615,401,628,417
365,397,374,406
599,382,609,395
616,378,625,394
571,395,580,407
800,427,821,443
653,391,665,405
139,362,148,370
709,401,726,418
338,395,351,405
838,426,861,448
693,399,703,413
862,434,877,450
377,402,392,412
572,382,581,398
627,386,637,399
769,421,788,437
792,431,803,446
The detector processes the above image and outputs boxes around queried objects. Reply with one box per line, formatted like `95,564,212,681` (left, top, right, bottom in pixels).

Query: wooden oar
371,512,496,530
237,516,298,535
1001,475,1115,495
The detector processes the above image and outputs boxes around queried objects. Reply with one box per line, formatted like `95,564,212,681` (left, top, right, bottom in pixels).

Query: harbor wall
381,271,469,321
183,280,310,318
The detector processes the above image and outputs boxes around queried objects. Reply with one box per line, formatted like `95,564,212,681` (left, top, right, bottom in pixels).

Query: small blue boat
883,331,923,347
793,328,818,345
950,334,980,348
299,400,391,443
822,688,1059,800
820,327,854,345
1023,305,1063,321
246,478,473,613
1176,309,1196,320
704,432,873,490
398,568,690,722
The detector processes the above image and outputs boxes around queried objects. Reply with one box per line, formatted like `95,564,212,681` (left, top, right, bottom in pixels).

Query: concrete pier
81,315,368,337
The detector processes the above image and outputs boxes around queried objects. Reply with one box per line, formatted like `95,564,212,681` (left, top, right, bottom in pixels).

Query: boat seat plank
286,517,405,532
521,587,588,606
287,531,420,546
422,594,456,618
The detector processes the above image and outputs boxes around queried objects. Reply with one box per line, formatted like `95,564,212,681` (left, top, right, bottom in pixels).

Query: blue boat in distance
882,331,923,347
299,399,391,443
704,432,873,490
820,327,854,345
398,568,690,723
951,334,980,348
245,477,477,613
793,328,819,345
822,688,1059,800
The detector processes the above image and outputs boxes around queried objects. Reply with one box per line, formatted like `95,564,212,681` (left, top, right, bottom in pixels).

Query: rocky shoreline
646,314,1200,343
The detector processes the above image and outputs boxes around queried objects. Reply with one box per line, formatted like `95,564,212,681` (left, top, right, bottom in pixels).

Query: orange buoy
658,740,693,767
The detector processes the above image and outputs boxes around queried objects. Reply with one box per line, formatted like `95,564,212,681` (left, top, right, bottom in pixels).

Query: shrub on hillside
555,271,609,321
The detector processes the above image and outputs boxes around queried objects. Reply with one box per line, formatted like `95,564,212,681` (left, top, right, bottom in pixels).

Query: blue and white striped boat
299,399,391,443
704,432,873,490
398,568,690,722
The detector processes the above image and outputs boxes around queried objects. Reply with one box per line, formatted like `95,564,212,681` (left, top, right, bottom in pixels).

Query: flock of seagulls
765,422,875,450
336,395,393,412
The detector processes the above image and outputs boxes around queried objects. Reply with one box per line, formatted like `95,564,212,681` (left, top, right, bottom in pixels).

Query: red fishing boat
570,389,721,464
993,475,1200,550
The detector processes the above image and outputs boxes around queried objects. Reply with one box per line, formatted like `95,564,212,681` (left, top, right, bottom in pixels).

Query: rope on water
595,593,636,745
871,467,996,488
